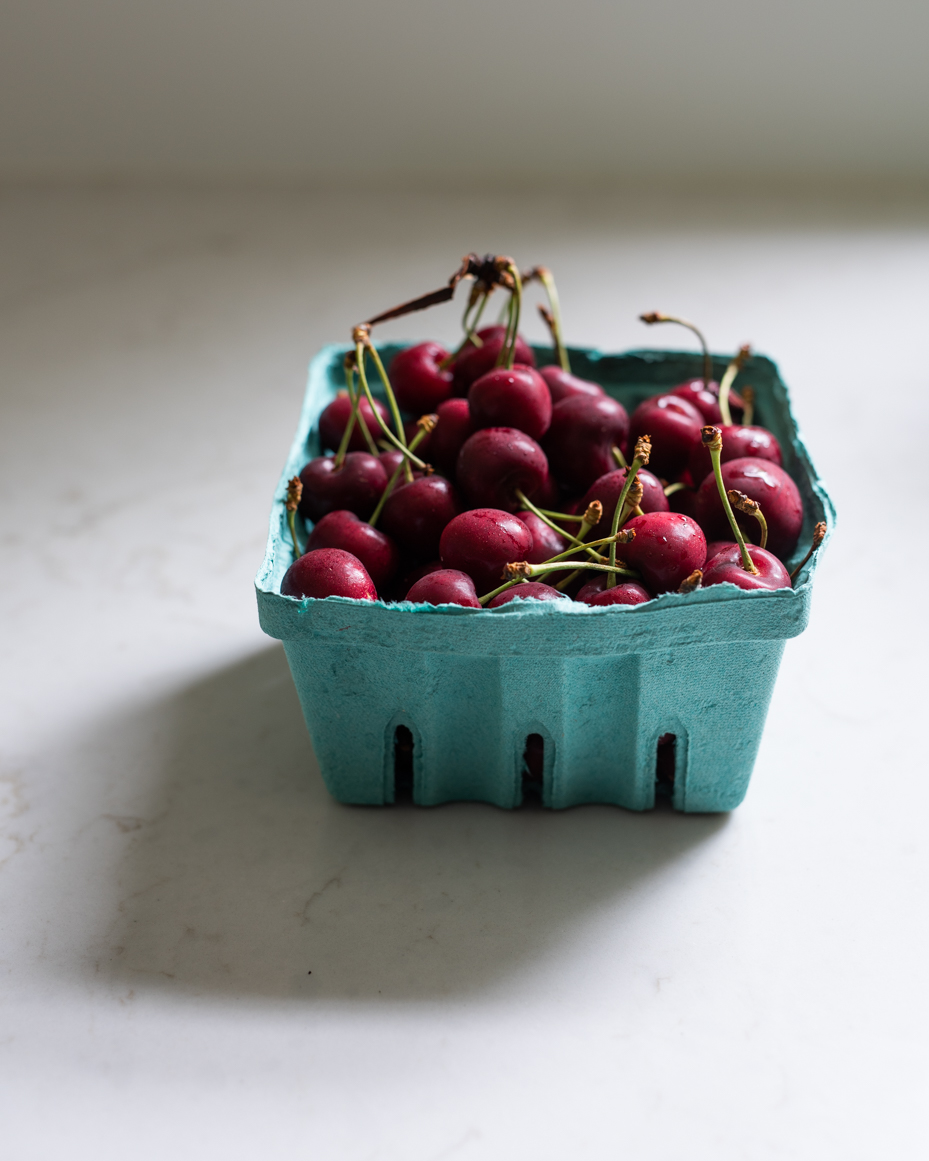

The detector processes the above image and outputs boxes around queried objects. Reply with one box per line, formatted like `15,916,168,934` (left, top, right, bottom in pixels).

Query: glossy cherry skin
319,394,391,454
542,394,630,492
379,474,461,558
422,397,474,478
668,379,744,424
576,576,652,606
299,452,387,522
579,468,669,539
439,508,534,595
688,424,782,485
451,325,535,394
389,341,454,413
304,510,399,589
703,540,733,565
405,568,481,607
702,543,792,590
281,548,377,601
620,512,707,594
695,457,803,559
487,582,565,607
456,427,549,512
539,366,604,403
468,364,552,441
628,394,704,480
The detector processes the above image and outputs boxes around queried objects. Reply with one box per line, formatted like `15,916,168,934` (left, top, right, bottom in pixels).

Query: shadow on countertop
100,645,727,1001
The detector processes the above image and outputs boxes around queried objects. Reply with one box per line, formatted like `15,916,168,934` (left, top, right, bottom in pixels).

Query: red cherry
319,394,390,454
281,548,377,601
389,342,454,413
487,582,565,607
378,449,426,481
405,568,481,607
695,458,803,559
456,427,549,512
539,366,604,403
379,474,461,557
579,468,669,538
298,452,387,522
424,398,474,478
620,512,707,593
628,394,703,479
703,539,733,565
668,379,744,424
688,424,782,484
439,508,533,595
304,510,399,589
576,576,652,606
468,364,552,441
451,325,535,394
702,543,792,591
542,394,630,492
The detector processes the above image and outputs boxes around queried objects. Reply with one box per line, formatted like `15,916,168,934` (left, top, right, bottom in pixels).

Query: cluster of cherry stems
281,255,825,609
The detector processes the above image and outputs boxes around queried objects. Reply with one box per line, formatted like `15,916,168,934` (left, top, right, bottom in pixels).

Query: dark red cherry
542,394,630,492
620,512,707,594
456,427,549,512
532,469,561,509
579,468,669,538
439,508,533,595
379,474,461,557
695,458,803,559
668,379,744,424
319,394,390,454
425,398,474,478
688,424,782,484
451,325,535,394
281,548,377,601
304,510,399,589
468,364,552,441
539,366,604,403
703,540,733,565
487,582,565,607
298,452,387,522
576,575,652,606
702,543,792,590
628,394,703,479
405,568,481,607
389,341,454,413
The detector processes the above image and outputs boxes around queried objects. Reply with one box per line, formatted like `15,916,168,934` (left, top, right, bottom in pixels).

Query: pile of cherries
281,255,824,610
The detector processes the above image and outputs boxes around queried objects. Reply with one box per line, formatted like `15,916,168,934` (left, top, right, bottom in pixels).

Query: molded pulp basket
256,345,835,812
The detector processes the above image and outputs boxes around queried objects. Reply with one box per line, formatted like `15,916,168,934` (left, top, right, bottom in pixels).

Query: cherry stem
514,489,587,549
678,569,703,594
607,436,651,586
530,266,569,372
702,426,759,573
354,339,428,470
728,489,768,550
499,261,523,370
335,359,377,464
789,521,827,583
479,556,637,607
359,328,411,478
611,446,628,470
639,312,712,390
717,344,751,427
285,476,303,560
368,419,435,527
741,385,755,426
439,288,492,370
530,507,590,523
663,481,688,497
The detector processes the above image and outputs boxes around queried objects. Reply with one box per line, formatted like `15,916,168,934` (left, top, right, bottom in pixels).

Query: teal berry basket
256,344,835,813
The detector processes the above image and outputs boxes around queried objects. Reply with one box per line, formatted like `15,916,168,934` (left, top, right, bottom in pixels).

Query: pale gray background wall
1,0,928,185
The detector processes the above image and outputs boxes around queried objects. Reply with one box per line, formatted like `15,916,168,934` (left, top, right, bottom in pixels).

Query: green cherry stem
639,312,712,390
740,385,755,426
501,261,523,370
702,426,759,574
368,416,437,527
607,435,651,586
717,343,751,427
528,266,569,372
789,521,827,583
353,338,428,470
663,480,688,498
285,476,304,560
515,489,588,549
727,489,768,550
611,445,628,470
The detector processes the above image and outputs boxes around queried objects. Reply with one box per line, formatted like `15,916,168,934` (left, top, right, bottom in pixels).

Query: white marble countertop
1,187,926,1160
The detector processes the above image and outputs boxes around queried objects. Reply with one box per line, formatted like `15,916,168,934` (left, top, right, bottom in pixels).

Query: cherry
703,539,733,564
539,366,604,404
668,379,744,424
281,548,377,601
542,394,630,492
619,512,707,593
576,575,652,606
451,325,535,395
379,449,425,480
580,468,669,539
304,510,399,589
389,342,454,413
423,397,474,478
379,474,461,558
299,452,387,522
439,508,534,595
487,582,565,607
516,511,569,561
405,568,481,607
628,394,703,480
695,457,803,559
702,543,791,591
456,427,549,512
319,393,390,454
687,424,782,485
469,364,552,441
